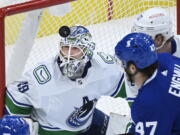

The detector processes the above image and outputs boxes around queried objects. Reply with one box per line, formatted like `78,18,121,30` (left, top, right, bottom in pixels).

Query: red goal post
0,0,179,118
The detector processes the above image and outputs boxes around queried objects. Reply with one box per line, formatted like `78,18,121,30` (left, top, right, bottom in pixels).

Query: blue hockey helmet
115,32,158,69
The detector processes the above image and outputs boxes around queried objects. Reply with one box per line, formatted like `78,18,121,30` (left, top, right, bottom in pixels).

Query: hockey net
0,0,178,117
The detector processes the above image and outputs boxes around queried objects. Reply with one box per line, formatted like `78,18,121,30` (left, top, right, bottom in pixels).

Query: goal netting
0,0,177,117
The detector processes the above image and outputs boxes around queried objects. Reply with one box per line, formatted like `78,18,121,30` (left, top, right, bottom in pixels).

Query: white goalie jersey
173,35,180,58
5,52,125,134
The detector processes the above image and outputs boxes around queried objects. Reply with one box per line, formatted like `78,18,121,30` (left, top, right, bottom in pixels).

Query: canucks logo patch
33,65,51,84
66,97,97,128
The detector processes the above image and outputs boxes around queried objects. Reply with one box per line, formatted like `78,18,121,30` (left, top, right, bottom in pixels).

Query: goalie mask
58,26,95,80
131,8,173,50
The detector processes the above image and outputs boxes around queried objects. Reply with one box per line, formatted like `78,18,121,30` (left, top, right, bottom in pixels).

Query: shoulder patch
33,65,51,84
97,52,115,64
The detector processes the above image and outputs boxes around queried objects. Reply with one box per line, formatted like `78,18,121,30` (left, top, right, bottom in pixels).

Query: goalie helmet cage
0,0,179,118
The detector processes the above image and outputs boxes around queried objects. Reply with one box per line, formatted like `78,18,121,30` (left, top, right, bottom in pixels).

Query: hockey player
132,7,180,57
4,25,130,135
0,115,30,135
115,32,180,135
125,7,180,103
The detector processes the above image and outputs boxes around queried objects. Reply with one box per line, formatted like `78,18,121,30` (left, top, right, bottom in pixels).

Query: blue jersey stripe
40,124,62,130
7,90,33,107
127,97,136,101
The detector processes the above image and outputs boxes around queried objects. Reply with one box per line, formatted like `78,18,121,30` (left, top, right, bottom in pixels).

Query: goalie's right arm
5,70,36,116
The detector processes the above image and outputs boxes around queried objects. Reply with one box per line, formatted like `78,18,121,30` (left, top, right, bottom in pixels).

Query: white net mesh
3,0,177,84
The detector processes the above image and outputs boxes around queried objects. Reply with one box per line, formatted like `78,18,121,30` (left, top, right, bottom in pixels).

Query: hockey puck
59,26,70,37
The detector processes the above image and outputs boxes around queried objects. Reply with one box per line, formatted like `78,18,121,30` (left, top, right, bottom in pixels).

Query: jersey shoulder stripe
111,74,124,97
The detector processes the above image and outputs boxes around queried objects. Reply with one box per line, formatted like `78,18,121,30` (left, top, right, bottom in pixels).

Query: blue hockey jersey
131,53,180,135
